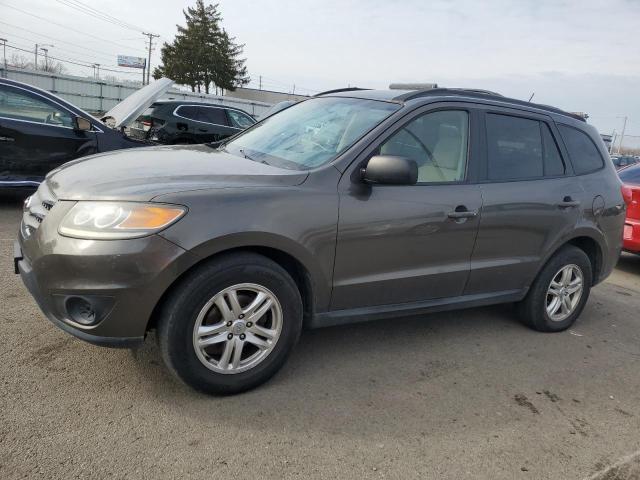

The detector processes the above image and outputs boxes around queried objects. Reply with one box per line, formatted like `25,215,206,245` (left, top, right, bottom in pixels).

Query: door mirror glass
74,116,92,132
362,155,418,185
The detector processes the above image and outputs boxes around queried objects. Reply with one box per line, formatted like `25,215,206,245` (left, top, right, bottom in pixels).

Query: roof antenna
528,92,535,102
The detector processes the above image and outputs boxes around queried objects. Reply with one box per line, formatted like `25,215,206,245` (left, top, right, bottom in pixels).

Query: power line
4,43,140,76
0,2,147,55
53,0,147,33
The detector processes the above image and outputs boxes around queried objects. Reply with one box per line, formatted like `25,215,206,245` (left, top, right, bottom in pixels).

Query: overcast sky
2,0,639,138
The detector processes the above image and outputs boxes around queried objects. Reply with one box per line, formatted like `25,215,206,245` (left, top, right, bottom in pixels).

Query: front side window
227,109,255,128
224,97,400,170
558,124,605,175
379,110,469,183
0,85,74,127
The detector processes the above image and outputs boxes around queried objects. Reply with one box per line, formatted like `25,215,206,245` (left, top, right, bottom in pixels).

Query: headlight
59,202,186,239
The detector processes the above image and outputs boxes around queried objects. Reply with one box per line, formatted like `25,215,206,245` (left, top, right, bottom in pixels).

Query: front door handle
198,128,208,133
0,135,15,142
557,196,580,208
447,207,478,219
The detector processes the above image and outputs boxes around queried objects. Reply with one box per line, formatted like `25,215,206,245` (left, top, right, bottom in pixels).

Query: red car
620,163,640,253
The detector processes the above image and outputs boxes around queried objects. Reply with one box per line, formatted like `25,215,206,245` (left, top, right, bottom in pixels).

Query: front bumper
15,210,198,348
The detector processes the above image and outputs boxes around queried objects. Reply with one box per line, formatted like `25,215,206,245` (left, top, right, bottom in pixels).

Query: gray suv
15,88,625,394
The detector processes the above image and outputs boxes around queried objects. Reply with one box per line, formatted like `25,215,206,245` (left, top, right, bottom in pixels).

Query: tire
157,252,303,395
517,245,592,332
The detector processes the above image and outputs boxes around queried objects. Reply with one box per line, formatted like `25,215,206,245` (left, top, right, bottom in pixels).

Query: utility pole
41,48,49,71
34,43,37,70
259,75,262,90
0,38,6,71
142,32,159,85
617,116,628,155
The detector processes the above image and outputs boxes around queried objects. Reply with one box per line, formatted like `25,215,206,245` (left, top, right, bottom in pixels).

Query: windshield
224,97,400,170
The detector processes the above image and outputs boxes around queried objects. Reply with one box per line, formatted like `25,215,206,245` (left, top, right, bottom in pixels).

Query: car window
541,123,565,176
379,110,468,183
558,125,605,175
227,109,255,128
0,85,74,128
486,114,545,180
225,97,400,170
175,106,200,121
199,107,228,125
619,165,640,185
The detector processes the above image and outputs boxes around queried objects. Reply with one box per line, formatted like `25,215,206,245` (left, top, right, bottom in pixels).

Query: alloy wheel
546,264,584,322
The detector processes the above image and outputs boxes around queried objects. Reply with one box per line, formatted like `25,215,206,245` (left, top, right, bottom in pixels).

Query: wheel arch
146,241,322,333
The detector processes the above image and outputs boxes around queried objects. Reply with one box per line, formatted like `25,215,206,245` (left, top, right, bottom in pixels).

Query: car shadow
124,302,547,438
615,252,640,275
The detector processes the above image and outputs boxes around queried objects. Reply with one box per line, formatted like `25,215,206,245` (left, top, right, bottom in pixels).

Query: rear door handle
557,196,580,208
0,136,15,142
447,207,478,219
198,128,208,133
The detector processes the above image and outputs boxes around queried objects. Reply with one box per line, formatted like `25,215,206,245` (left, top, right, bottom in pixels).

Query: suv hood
45,144,309,201
102,77,174,128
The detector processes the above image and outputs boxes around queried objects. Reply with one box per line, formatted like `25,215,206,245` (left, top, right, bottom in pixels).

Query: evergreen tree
153,1,249,93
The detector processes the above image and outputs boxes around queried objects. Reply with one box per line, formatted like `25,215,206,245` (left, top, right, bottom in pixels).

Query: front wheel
517,245,592,332
157,253,303,394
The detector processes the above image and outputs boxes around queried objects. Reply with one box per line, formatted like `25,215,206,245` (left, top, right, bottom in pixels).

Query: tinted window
227,109,255,128
380,110,468,182
619,164,640,185
0,85,74,127
176,106,199,121
558,125,604,175
199,107,228,125
541,123,565,176
487,114,543,180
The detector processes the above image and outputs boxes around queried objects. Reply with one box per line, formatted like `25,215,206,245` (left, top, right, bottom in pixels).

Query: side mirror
74,116,92,132
362,155,418,185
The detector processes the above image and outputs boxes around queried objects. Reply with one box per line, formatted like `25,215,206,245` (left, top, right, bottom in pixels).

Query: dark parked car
611,155,640,170
0,77,177,188
16,88,625,394
129,100,256,144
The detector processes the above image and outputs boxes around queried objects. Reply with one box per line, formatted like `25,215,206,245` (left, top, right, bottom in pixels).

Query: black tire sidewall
159,256,302,394
523,246,592,332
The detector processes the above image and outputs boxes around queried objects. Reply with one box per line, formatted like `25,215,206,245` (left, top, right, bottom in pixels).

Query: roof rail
394,88,503,101
395,88,586,122
314,87,371,97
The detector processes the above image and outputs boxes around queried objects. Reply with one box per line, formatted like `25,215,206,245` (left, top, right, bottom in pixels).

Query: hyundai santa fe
15,87,626,394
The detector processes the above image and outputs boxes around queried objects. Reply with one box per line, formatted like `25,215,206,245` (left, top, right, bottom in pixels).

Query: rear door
332,104,483,310
0,83,97,184
464,108,582,295
196,106,237,142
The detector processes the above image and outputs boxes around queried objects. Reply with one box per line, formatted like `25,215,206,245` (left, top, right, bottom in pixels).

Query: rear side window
175,106,199,121
199,107,228,125
558,125,604,175
619,165,640,185
486,114,566,180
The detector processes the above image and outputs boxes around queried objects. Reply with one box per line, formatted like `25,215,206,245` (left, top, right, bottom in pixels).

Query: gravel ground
1,198,640,480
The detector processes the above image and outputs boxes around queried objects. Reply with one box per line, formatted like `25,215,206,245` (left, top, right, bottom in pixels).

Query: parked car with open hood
15,87,625,394
0,77,173,189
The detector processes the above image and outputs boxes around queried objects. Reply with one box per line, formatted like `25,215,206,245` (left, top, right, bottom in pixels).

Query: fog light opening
65,297,97,326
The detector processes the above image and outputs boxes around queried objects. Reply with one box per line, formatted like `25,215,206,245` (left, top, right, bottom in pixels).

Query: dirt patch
514,394,539,414
543,390,561,402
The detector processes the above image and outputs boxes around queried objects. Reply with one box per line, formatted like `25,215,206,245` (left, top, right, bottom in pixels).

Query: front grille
22,182,57,237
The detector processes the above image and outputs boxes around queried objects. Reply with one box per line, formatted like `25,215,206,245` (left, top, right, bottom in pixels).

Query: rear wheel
157,253,303,394
517,245,592,332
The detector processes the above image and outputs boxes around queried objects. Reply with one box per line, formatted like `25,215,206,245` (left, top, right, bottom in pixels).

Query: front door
0,83,96,185
332,107,483,310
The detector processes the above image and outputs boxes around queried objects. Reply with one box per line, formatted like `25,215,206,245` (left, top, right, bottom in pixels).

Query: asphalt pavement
1,199,640,480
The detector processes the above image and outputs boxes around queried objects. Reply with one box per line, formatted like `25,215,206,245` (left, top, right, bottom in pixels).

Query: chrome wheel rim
546,264,584,322
192,283,283,374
